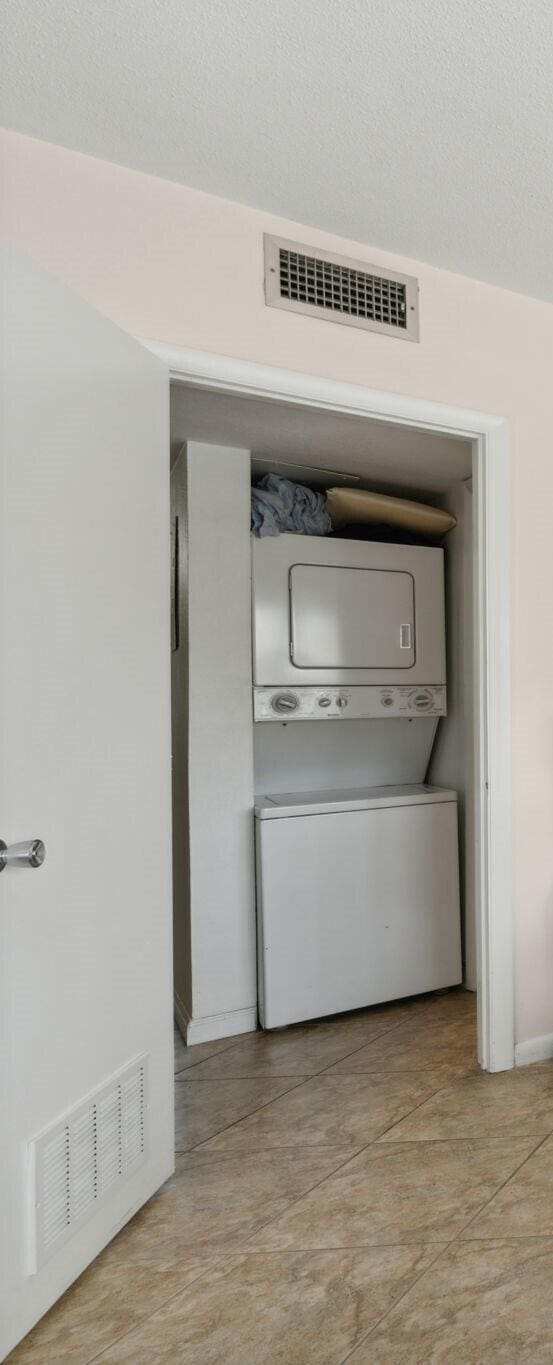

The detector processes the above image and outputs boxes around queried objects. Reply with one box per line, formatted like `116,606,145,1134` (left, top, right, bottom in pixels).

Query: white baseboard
174,991,257,1046
515,1032,553,1067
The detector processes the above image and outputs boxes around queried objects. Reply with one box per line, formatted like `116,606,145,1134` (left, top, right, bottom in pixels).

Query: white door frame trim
145,340,513,1073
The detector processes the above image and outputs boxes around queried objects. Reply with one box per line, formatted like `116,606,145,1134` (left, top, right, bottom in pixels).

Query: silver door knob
0,839,46,871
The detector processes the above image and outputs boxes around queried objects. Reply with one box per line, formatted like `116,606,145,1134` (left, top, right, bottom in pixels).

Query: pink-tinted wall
3,128,553,1049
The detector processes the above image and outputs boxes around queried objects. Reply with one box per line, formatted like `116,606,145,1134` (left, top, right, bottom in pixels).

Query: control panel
253,685,447,722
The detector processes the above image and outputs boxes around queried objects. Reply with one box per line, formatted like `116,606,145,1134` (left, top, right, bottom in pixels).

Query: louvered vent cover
264,235,419,341
29,1056,147,1271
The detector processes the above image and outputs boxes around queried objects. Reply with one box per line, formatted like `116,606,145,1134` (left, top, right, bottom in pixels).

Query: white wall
4,128,553,1051
428,485,476,988
254,717,437,794
175,440,256,1043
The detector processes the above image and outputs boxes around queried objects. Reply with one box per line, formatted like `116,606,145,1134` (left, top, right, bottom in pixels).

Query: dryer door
290,564,415,670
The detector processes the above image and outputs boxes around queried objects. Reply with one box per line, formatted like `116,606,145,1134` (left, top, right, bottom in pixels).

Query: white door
0,245,173,1358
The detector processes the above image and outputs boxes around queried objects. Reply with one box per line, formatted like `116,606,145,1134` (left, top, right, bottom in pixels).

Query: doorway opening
160,349,512,1075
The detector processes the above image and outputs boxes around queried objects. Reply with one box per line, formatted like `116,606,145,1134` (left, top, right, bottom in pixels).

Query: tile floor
9,988,553,1362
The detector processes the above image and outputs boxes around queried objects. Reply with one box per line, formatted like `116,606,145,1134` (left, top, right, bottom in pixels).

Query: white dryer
252,532,445,693
255,784,462,1029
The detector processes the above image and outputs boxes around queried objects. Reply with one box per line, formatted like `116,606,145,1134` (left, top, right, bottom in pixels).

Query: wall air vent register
264,235,419,341
28,1056,147,1271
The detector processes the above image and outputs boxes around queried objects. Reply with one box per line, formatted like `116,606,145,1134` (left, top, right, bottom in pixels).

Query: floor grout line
183,1094,495,1163
173,1036,255,1078
236,1143,383,1249
179,1075,467,1161
175,1072,314,1083
74,1210,553,1365
174,1073,315,1156
448,1130,552,1242
304,1018,412,1073
177,1129,553,1164
369,1079,459,1141
313,1024,477,1080
87,1216,553,1365
176,1015,412,1084
177,1062,475,1083
177,1049,477,1091
224,1130,545,1250
443,1233,553,1244
180,1232,553,1254
86,1256,227,1364
181,1141,371,1160
174,1037,478,1158
176,999,476,1080
175,1022,479,1164
338,1237,459,1364
340,1132,553,1361
375,1129,553,1145
82,1222,462,1365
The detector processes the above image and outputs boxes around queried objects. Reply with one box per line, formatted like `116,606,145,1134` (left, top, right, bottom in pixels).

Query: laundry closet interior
170,382,477,1047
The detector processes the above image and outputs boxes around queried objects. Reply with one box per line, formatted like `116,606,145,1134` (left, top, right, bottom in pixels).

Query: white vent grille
30,1057,147,1271
264,235,419,341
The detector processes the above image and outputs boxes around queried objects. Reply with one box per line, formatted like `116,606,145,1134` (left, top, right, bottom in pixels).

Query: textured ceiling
3,0,553,301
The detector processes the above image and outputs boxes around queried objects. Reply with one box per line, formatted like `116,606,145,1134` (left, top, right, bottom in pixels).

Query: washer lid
254,783,458,819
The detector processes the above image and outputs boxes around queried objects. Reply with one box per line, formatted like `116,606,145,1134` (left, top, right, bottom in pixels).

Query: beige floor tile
6,1254,214,1364
348,1238,553,1363
460,1131,553,1240
401,986,476,1024
378,1065,553,1143
326,1017,477,1079
108,1146,354,1255
93,1244,445,1365
175,1073,304,1150
173,1026,243,1075
249,1137,539,1250
177,1012,405,1079
197,1071,447,1154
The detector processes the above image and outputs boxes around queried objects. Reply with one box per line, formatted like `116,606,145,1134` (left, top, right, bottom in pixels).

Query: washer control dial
409,688,433,712
318,696,331,708
272,692,299,715
336,696,349,709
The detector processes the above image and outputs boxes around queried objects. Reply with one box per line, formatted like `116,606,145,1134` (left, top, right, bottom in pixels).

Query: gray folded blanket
251,474,331,538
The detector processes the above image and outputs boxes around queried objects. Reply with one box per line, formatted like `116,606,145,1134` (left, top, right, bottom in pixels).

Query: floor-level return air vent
29,1056,148,1271
264,235,419,341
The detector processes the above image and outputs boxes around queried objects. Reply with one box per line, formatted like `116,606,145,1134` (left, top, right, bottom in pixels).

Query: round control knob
410,689,433,712
272,692,299,715
318,696,331,708
336,696,348,709
381,695,394,708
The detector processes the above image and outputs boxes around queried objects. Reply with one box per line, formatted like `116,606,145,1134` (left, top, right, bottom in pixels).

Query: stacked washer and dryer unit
252,532,462,1029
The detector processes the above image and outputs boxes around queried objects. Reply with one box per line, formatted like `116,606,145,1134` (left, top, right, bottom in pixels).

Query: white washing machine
255,784,462,1029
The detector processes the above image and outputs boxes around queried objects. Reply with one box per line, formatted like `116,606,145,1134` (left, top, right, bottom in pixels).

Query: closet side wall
185,441,256,1039
427,483,476,988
